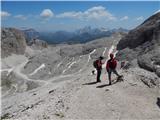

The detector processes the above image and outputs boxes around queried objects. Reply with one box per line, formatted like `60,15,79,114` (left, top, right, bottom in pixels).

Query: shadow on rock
96,79,119,88
96,84,110,88
82,81,97,85
156,97,160,109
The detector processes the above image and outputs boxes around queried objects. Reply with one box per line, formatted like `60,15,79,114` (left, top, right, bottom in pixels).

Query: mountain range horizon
5,26,128,44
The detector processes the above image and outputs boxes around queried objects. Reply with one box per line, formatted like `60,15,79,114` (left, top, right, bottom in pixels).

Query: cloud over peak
57,6,116,21
0,11,11,17
14,14,27,20
57,11,83,19
120,16,129,21
40,9,54,18
136,16,144,21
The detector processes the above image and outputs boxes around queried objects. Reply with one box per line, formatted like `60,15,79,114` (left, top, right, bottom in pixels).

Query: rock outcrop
28,39,48,50
1,28,27,58
116,12,160,77
22,28,39,41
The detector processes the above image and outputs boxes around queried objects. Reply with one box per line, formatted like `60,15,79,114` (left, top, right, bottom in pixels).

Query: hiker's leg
97,69,101,82
108,69,112,84
99,70,101,81
96,69,99,81
113,69,120,77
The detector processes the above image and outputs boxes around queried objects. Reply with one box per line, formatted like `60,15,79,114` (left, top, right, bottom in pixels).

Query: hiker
106,53,122,85
93,56,104,82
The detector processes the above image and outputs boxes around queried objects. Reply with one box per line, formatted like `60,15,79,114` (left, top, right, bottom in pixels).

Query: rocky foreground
1,55,160,119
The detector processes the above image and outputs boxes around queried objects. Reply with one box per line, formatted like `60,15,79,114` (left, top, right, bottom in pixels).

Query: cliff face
117,12,160,50
116,12,160,77
1,28,27,58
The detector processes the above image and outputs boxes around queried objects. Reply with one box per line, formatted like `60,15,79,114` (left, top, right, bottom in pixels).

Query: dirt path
66,69,160,119
14,60,50,85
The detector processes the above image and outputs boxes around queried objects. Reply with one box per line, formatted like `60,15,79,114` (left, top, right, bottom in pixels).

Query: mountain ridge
22,26,128,44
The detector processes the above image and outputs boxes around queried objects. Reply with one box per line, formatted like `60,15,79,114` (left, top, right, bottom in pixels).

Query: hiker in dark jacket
95,56,104,82
106,53,122,85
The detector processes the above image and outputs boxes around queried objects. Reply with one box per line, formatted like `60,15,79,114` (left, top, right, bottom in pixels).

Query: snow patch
57,61,62,68
62,61,77,74
88,49,96,62
114,50,118,56
108,45,115,58
156,65,160,68
62,57,81,74
29,64,45,76
102,45,117,68
102,47,107,56
1,68,14,76
68,61,77,69
66,62,71,66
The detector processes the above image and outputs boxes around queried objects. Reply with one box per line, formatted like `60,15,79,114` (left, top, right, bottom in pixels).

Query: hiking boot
117,75,123,82
120,75,123,77
97,80,101,83
118,75,123,79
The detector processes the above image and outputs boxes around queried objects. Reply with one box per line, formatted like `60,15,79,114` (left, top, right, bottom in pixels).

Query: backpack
93,60,98,68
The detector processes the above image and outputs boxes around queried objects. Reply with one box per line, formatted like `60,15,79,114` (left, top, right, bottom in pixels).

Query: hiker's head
99,56,104,60
110,53,114,59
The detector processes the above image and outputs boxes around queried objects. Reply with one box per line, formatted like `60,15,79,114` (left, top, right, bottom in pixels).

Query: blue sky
1,1,160,32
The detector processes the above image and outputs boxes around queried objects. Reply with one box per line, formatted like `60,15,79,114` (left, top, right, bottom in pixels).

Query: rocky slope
1,44,160,120
1,28,123,98
21,33,122,80
117,12,160,78
1,28,27,58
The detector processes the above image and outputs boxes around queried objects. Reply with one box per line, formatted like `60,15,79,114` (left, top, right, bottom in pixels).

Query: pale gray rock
117,12,160,78
28,39,48,50
1,28,27,58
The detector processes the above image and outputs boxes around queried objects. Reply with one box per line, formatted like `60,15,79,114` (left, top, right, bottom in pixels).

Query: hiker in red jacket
106,53,122,85
94,56,104,82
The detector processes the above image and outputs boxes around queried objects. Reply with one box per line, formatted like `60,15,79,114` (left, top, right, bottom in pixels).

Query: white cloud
120,16,128,21
57,6,116,21
14,14,27,20
57,11,83,19
154,9,160,14
136,16,144,21
40,9,54,18
0,11,11,17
